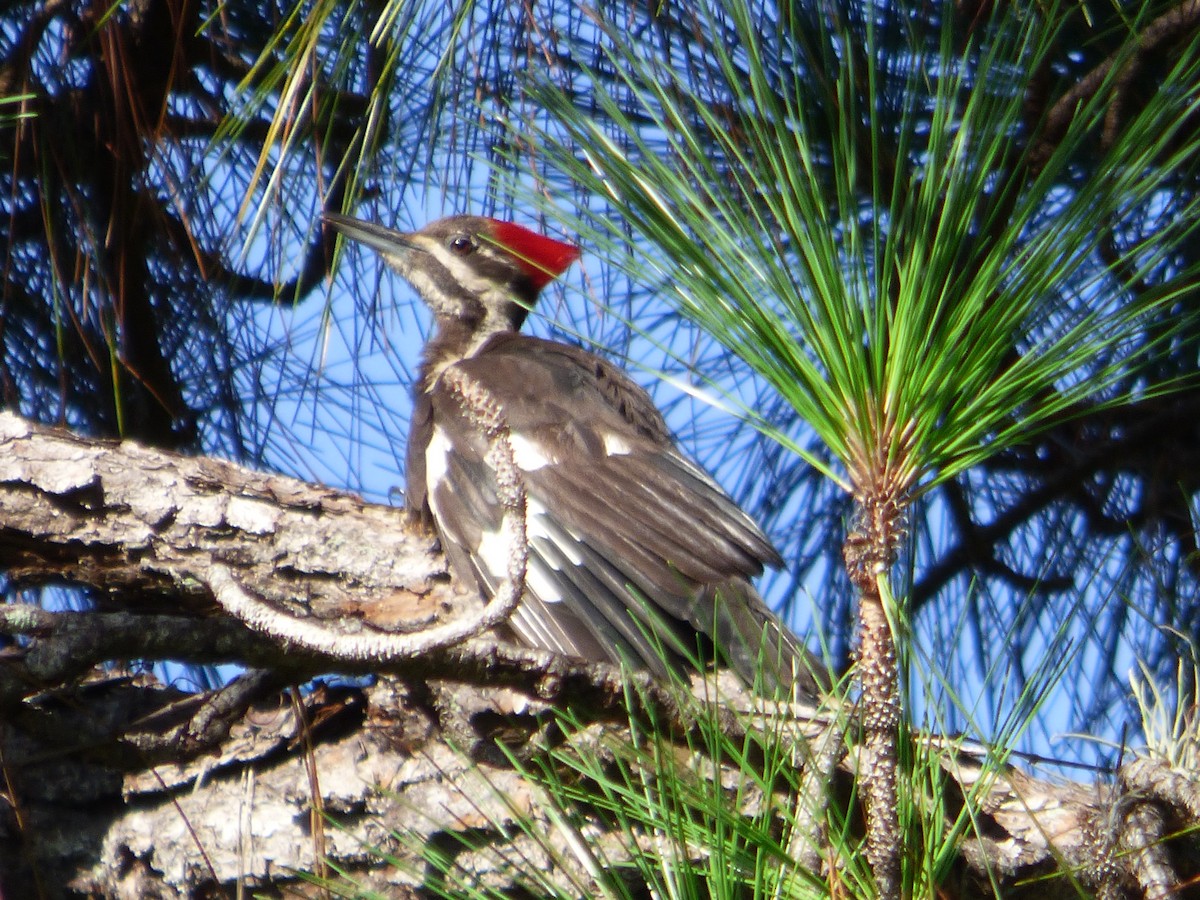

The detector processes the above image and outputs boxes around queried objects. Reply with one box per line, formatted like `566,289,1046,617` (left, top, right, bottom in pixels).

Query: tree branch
1,411,1198,898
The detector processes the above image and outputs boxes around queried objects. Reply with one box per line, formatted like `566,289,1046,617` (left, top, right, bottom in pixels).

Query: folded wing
425,333,822,697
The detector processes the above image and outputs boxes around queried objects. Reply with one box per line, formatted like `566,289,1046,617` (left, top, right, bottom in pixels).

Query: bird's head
324,213,580,333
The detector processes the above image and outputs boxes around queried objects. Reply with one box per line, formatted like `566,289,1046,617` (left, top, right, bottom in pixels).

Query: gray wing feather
424,333,823,697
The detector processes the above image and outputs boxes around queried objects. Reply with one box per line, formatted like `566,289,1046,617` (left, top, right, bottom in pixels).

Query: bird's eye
448,235,475,255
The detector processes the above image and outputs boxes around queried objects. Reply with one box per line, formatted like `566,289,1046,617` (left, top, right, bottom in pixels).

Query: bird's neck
418,314,517,393
413,271,538,393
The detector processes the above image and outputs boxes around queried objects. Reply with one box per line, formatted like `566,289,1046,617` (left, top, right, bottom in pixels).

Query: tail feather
699,580,830,701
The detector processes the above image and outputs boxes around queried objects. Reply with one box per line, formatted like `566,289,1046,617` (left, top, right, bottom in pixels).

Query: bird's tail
700,580,830,702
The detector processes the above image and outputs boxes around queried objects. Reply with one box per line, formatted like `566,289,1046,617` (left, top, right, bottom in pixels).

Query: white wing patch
475,526,514,580
476,530,566,606
528,499,584,567
425,426,453,518
525,561,566,605
473,497,583,599
508,433,555,471
509,584,574,654
602,433,634,456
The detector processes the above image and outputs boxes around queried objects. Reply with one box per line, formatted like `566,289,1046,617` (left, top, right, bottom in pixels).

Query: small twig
788,711,845,874
1029,1,1200,171
289,687,329,889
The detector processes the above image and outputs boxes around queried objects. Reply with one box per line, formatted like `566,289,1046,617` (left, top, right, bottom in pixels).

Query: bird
324,212,825,700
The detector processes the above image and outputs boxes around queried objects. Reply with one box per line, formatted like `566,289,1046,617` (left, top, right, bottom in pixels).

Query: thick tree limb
1,412,1198,898
0,410,454,631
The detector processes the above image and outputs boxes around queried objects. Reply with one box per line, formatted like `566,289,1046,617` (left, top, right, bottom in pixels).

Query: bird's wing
424,333,792,678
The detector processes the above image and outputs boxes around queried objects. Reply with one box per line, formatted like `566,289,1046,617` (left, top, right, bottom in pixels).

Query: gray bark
1,412,1197,898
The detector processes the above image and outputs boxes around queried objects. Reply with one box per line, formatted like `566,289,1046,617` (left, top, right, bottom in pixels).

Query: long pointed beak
323,213,419,256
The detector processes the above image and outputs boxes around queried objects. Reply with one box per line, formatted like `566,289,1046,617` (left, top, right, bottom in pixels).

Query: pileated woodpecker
325,212,823,700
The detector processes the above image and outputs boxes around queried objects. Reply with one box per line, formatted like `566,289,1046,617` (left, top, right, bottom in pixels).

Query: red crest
487,220,580,290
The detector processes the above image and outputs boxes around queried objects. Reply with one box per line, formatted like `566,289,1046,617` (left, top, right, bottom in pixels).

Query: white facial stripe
451,301,515,372
422,239,503,298
404,264,455,313
387,244,470,321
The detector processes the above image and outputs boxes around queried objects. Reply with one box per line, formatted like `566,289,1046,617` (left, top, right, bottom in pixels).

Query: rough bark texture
855,594,901,899
2,412,1199,898
843,472,908,900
